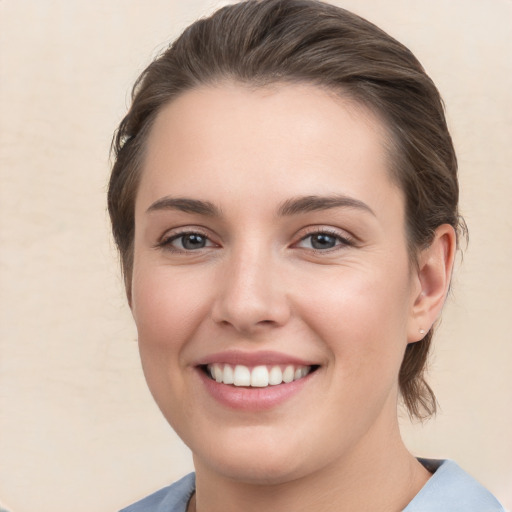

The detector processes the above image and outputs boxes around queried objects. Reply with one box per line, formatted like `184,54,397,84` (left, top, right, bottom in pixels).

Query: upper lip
193,350,318,367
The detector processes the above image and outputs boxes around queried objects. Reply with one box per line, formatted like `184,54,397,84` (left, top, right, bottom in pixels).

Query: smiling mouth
203,363,319,388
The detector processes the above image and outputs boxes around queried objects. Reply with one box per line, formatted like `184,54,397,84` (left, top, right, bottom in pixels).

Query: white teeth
233,365,251,386
294,367,309,380
251,365,269,387
206,363,313,387
268,366,283,385
212,363,223,383
223,364,234,384
282,365,294,383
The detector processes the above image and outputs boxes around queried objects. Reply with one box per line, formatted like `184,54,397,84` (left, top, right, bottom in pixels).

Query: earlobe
408,224,457,343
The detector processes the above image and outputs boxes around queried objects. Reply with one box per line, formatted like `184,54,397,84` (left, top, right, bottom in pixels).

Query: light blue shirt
120,459,505,511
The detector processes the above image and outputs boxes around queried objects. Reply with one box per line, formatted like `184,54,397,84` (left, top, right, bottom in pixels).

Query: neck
191,417,430,512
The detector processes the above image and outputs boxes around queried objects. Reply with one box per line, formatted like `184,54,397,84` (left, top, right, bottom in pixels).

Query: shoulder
404,459,506,512
119,473,196,512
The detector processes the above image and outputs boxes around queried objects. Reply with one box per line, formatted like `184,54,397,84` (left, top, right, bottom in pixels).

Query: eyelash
296,228,354,252
156,227,354,254
156,229,214,253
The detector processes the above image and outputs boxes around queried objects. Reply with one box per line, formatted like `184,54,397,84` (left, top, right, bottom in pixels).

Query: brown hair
108,0,463,419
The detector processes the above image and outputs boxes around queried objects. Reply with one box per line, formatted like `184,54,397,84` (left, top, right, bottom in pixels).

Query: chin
203,451,309,486
189,424,327,486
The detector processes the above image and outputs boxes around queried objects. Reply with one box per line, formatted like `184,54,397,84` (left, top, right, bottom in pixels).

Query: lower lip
197,368,314,411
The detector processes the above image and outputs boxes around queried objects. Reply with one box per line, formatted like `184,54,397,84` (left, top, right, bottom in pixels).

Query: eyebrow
146,194,375,217
277,194,375,217
146,197,222,216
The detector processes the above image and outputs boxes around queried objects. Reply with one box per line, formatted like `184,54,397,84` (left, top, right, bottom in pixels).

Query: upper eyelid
154,225,356,248
156,231,218,254
167,231,212,243
296,225,355,242
158,226,213,243
295,232,353,248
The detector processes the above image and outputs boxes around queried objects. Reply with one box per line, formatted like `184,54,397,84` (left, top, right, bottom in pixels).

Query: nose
210,244,291,335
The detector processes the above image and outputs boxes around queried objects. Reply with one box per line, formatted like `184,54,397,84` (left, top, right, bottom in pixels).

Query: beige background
0,1,511,511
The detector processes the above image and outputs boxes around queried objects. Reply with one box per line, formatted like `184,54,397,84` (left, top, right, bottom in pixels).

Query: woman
109,1,505,510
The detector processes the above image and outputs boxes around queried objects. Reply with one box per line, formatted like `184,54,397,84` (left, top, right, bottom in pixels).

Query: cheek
296,264,411,384
130,265,217,432
131,265,212,373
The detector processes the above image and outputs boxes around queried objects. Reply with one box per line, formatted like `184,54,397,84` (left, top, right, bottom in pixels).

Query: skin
130,83,456,512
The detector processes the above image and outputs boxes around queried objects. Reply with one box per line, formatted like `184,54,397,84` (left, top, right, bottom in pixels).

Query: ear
407,224,457,343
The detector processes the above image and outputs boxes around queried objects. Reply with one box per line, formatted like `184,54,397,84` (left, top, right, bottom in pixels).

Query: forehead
137,82,402,218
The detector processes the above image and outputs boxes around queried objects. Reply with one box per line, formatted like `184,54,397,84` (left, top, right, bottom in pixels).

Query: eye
160,231,215,251
295,230,352,251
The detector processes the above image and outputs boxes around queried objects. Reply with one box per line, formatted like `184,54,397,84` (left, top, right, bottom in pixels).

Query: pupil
183,234,206,250
312,234,336,249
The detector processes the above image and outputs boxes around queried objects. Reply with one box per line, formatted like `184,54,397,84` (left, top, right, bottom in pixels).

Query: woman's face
131,83,423,483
